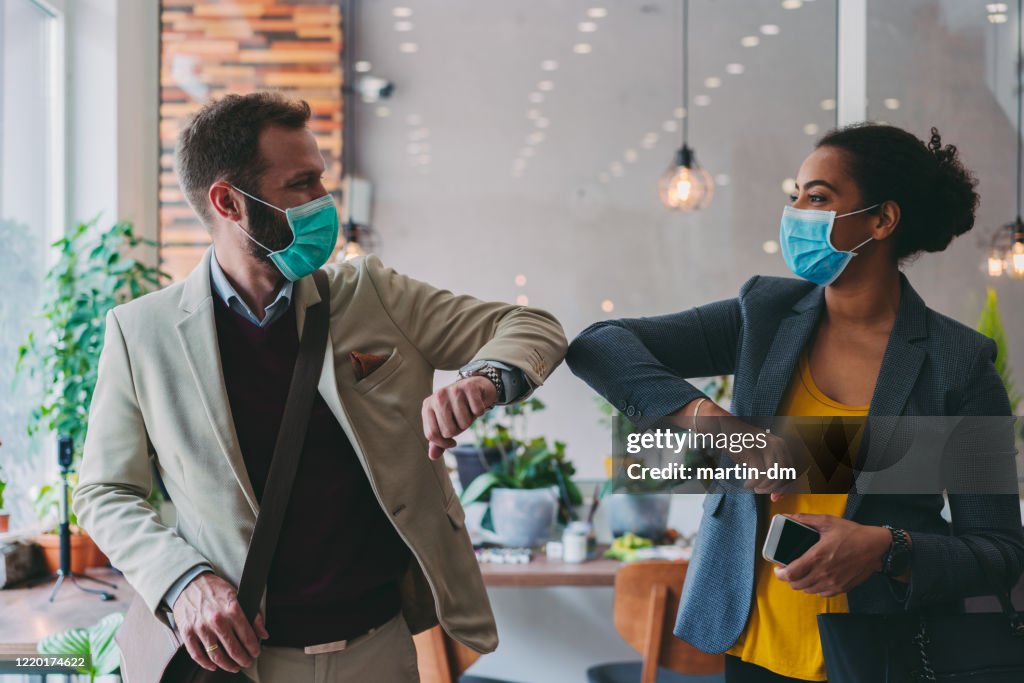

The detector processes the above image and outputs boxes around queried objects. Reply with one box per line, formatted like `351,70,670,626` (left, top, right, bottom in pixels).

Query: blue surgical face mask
230,185,339,281
779,203,880,286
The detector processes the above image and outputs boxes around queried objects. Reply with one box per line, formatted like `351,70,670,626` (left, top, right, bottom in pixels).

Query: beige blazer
73,248,567,654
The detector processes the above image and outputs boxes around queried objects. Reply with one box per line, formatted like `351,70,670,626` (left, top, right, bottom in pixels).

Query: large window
0,0,65,527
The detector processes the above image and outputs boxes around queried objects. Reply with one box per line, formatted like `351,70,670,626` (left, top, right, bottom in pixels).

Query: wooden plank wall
159,0,344,281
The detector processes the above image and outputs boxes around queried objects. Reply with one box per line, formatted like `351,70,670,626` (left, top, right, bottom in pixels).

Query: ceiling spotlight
573,43,593,54
694,94,711,106
674,107,687,119
704,77,722,89
762,240,780,254
515,274,527,287
527,131,545,144
587,7,608,18
398,42,419,53
760,24,781,35
541,59,559,71
516,295,530,306
354,60,372,73
527,109,542,119
601,299,615,313
625,149,638,163
528,92,545,104
803,123,819,136
610,161,625,176
375,106,391,117
538,80,555,91
394,21,413,31
884,98,901,110
534,118,550,128
986,2,1008,11
662,120,679,133
989,13,1009,23
741,35,761,47
820,98,837,111
714,173,731,186
781,178,797,194
782,0,803,9
726,63,745,75
579,21,598,32
392,7,412,18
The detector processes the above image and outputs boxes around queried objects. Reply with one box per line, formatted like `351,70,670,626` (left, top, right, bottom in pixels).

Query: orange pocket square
350,351,390,381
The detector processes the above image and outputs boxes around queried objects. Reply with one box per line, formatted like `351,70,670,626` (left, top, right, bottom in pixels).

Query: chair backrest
613,560,724,683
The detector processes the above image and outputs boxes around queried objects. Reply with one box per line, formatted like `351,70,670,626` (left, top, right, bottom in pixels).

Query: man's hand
773,514,892,597
172,573,270,673
422,376,497,460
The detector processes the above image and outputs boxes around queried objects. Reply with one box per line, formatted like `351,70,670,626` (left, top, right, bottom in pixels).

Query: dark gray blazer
566,273,1024,654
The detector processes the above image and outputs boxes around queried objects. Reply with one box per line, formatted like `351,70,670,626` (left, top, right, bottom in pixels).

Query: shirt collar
209,247,294,327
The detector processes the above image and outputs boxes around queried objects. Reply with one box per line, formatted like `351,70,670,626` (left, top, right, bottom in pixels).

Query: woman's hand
673,399,799,496
773,514,892,597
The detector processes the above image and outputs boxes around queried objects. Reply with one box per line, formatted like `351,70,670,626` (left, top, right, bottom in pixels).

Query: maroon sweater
213,295,410,647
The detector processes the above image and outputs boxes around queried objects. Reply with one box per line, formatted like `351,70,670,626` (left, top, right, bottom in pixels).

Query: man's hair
175,91,312,225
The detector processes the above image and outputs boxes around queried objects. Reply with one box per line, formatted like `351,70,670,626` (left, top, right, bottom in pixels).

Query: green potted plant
0,460,8,534
459,409,582,547
16,219,166,573
38,612,124,682
976,288,1021,413
450,397,544,490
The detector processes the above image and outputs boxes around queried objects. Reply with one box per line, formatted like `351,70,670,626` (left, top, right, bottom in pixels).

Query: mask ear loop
227,184,286,254
836,203,883,254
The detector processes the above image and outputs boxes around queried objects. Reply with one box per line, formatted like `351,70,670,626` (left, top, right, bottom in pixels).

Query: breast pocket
352,348,404,394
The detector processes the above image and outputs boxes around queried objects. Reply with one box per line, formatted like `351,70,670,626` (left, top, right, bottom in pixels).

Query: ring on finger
205,642,220,653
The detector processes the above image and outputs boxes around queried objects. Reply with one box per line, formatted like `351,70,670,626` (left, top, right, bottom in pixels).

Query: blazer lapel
175,248,259,517
751,286,825,417
292,271,377,482
844,274,928,519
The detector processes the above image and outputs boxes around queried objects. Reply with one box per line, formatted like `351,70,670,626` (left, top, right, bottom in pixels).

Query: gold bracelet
692,397,708,432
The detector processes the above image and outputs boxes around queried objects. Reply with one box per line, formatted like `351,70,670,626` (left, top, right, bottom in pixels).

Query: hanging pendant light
987,0,1024,278
659,0,714,212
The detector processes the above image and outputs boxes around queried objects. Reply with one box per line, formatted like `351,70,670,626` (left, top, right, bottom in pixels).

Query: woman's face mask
230,185,340,281
779,203,880,285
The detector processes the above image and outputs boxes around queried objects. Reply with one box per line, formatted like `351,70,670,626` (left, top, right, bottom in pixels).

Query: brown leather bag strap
233,269,331,621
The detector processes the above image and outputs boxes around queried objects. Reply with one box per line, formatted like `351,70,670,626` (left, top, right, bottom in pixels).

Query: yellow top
726,353,869,681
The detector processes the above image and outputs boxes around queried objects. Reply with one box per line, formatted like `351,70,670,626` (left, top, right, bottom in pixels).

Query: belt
301,621,384,655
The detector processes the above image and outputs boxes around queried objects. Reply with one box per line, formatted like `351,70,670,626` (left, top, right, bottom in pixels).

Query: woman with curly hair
567,123,1024,682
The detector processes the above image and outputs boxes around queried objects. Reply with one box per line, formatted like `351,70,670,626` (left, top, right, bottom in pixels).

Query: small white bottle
562,522,591,563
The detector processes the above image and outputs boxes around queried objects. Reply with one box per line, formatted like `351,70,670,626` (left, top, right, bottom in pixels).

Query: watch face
890,547,911,575
463,360,488,374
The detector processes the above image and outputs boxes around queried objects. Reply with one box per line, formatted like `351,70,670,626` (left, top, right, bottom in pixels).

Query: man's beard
242,195,293,265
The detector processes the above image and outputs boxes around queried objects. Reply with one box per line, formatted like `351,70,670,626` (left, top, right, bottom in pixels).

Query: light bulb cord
1017,0,1022,222
682,0,689,148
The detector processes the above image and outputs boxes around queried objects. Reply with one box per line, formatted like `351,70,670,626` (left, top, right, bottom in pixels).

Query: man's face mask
778,203,880,286
230,185,339,281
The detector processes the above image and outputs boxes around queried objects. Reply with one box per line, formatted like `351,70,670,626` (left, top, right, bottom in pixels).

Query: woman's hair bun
817,123,979,260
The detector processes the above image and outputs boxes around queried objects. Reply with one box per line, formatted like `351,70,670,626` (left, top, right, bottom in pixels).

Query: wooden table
0,567,132,679
0,568,132,655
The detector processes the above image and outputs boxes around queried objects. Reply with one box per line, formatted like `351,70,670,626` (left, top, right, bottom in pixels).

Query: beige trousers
241,614,420,683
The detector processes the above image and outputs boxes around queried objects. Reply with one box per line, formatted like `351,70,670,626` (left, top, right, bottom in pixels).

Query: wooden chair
414,625,514,683
588,560,724,683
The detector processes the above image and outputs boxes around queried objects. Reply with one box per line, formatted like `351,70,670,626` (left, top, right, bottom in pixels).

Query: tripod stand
48,436,117,602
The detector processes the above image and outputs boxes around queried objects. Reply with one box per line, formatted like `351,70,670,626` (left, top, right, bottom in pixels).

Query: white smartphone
762,514,820,566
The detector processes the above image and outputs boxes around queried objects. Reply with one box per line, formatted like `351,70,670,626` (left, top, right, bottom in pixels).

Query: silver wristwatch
459,360,505,403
